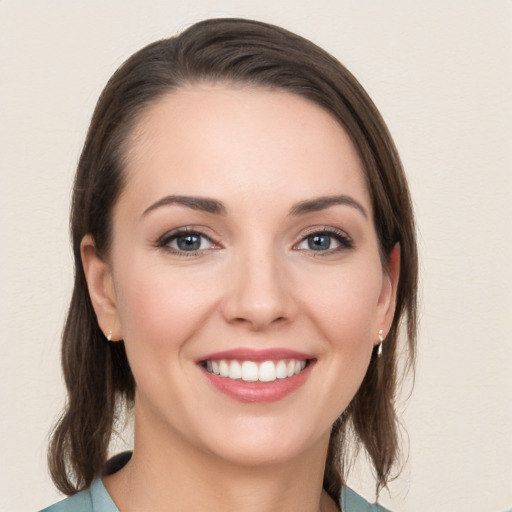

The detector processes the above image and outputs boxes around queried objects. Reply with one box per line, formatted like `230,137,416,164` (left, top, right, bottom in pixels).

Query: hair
48,17,418,503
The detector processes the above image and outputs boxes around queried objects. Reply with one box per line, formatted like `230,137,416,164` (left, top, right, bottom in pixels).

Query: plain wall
1,1,511,511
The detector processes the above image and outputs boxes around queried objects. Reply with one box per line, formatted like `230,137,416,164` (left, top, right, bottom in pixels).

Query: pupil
177,234,200,251
309,234,330,250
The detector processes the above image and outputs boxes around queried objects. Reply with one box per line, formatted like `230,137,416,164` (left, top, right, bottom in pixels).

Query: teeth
276,360,288,379
219,360,229,377
228,360,242,379
241,361,259,382
205,358,308,382
259,361,276,382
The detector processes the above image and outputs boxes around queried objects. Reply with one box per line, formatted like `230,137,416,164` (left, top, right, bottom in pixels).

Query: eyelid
154,225,353,256
156,226,221,254
293,226,354,252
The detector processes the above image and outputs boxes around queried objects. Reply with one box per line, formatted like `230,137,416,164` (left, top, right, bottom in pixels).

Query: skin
82,84,399,512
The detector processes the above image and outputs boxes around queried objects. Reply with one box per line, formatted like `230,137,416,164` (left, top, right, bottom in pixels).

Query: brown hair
49,17,418,502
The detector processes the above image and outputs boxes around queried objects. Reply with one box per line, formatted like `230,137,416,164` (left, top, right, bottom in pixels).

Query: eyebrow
289,195,368,218
141,193,367,219
142,195,227,217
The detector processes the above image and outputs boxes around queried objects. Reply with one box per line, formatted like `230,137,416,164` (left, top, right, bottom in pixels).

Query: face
83,84,398,468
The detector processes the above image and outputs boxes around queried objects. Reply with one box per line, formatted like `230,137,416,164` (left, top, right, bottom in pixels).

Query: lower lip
200,362,314,403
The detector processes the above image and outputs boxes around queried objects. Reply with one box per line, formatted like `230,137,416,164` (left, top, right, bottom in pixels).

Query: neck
104,405,338,512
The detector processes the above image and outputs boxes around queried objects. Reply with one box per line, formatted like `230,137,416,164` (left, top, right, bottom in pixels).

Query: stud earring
107,330,112,342
377,329,384,357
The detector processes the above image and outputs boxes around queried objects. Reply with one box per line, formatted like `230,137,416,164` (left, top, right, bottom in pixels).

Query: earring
377,329,384,357
107,330,112,342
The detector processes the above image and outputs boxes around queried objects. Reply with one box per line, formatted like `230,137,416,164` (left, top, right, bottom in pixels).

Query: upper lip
197,348,314,363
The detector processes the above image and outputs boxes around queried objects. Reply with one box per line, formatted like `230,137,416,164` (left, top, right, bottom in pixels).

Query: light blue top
40,451,388,511
39,479,389,511
39,479,114,512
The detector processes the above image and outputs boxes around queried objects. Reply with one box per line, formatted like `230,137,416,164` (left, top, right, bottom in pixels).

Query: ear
81,234,122,341
375,244,400,345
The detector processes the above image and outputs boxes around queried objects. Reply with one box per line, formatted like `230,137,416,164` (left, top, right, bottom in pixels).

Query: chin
195,416,331,469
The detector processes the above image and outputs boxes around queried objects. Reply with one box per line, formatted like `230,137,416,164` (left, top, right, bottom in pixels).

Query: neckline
95,451,376,511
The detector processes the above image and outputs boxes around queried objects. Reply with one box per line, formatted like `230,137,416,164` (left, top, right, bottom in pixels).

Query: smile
204,359,307,383
198,349,315,402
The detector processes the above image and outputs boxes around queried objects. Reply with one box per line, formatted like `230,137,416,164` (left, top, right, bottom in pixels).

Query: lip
197,348,313,363
197,348,315,403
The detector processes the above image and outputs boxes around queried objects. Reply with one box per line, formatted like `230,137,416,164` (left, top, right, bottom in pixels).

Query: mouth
197,349,315,403
201,358,309,383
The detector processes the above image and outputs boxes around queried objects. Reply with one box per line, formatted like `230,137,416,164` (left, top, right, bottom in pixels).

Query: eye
296,229,353,253
302,233,335,251
158,230,217,254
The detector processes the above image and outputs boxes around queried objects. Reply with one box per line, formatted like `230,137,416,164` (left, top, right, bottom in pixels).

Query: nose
221,248,297,331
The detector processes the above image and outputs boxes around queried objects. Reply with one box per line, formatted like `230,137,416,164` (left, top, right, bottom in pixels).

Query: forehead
121,83,370,212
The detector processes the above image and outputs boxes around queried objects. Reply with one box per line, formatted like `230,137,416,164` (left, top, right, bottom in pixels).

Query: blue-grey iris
177,234,201,251
308,234,331,250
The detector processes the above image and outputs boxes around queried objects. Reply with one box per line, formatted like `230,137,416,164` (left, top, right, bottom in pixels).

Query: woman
41,18,417,512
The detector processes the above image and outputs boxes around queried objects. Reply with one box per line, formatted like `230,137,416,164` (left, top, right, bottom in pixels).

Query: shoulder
38,479,118,512
341,487,391,512
38,488,93,512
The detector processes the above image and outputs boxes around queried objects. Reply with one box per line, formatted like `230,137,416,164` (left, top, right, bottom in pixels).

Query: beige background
1,1,511,511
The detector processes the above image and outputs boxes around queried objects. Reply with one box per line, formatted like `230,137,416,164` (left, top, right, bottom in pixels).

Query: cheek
302,266,383,415
114,263,219,354
301,263,383,351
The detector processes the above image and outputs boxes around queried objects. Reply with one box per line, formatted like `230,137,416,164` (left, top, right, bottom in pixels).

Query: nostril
228,314,288,330
220,276,296,329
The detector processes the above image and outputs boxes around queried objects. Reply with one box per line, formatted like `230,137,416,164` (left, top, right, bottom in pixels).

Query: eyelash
294,227,354,255
156,228,218,256
156,226,354,256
